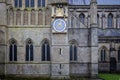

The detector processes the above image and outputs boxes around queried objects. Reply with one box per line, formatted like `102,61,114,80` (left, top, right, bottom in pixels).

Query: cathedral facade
0,0,120,78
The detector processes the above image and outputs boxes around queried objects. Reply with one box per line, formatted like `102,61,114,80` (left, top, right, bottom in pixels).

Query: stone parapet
48,0,68,4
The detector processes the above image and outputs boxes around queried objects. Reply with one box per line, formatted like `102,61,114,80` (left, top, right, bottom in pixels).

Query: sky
69,0,120,5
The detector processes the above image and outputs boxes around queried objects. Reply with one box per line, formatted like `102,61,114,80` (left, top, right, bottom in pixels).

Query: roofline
69,5,120,9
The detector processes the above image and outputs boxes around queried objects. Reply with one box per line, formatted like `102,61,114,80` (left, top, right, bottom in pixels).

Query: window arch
26,39,33,61
118,47,120,62
70,44,77,61
9,39,17,61
100,48,106,62
38,0,45,7
108,13,113,28
42,40,50,61
79,13,85,24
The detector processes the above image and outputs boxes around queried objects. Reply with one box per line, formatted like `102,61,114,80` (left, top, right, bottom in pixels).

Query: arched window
100,48,106,62
26,39,33,61
70,44,77,61
31,0,34,7
118,47,120,62
15,0,22,7
108,13,113,28
42,41,50,61
9,39,17,61
15,0,18,7
25,0,29,7
38,0,45,7
79,13,85,24
42,0,45,7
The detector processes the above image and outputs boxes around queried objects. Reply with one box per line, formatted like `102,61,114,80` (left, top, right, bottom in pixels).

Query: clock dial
53,19,66,32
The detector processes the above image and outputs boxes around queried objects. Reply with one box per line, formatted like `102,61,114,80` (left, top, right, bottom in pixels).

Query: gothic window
23,10,28,25
42,41,50,61
31,0,34,7
31,10,35,25
9,39,17,61
118,47,120,62
38,0,45,7
100,48,106,62
26,39,33,61
79,13,85,24
15,0,22,7
15,0,18,7
25,0,29,7
70,44,77,61
16,10,21,25
42,0,45,7
108,13,113,28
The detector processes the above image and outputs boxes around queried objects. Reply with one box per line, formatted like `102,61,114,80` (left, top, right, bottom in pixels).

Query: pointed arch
41,39,51,61
99,46,108,62
40,38,50,45
69,39,78,61
79,13,85,24
108,13,113,28
69,39,78,46
9,38,17,61
25,38,34,61
9,38,17,44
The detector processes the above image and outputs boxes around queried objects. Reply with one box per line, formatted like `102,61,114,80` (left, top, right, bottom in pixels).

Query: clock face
53,19,66,32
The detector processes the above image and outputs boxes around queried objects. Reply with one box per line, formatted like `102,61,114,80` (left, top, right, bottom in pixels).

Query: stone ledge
48,0,68,4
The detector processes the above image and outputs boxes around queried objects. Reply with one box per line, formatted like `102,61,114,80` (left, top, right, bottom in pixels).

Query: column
90,0,98,78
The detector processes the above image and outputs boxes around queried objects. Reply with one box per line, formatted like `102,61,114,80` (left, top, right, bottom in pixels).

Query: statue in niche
55,4,64,16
